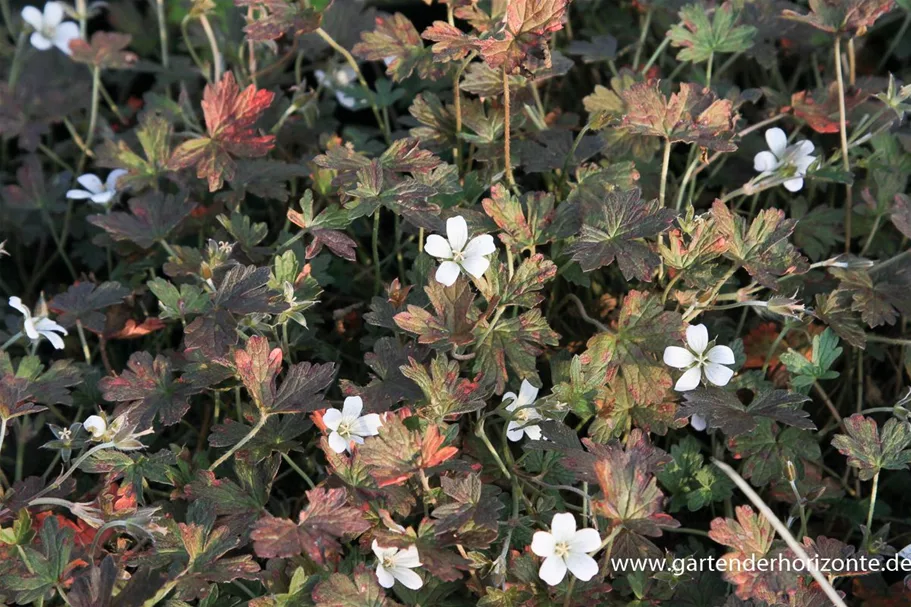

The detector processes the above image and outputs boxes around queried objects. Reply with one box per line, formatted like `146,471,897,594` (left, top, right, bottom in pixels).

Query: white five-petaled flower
531,512,601,586
322,396,382,454
424,216,496,286
83,415,107,439
664,324,735,393
66,170,128,205
315,66,358,109
8,296,67,350
21,2,80,55
372,540,423,590
504,379,543,442
753,127,816,193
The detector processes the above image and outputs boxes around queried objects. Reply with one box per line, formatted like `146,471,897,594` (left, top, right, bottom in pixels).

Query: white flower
322,396,382,454
9,296,67,350
504,379,543,442
66,170,128,204
424,216,496,286
531,512,601,586
663,324,735,392
315,66,358,109
83,415,107,439
372,540,423,589
21,2,80,55
753,127,816,192
690,414,707,431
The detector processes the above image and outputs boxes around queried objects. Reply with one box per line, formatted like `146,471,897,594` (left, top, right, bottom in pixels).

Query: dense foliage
1,0,911,605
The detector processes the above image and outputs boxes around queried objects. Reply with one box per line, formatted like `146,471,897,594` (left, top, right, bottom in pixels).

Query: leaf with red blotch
592,435,680,560
353,13,443,82
782,0,895,35
235,0,330,42
98,351,203,427
709,506,778,602
234,335,283,411
832,414,911,481
620,80,738,151
250,488,369,562
712,200,808,289
313,565,404,607
482,184,555,254
394,280,479,348
360,415,458,486
787,84,867,134
88,191,196,250
422,21,478,62
167,72,275,191
49,281,130,333
399,355,492,420
476,0,568,75
565,188,677,281
69,32,137,69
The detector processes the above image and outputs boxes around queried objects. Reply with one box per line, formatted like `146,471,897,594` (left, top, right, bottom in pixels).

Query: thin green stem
79,66,102,173
181,16,208,81
877,10,911,70
198,14,223,82
372,210,382,294
632,9,652,70
75,320,92,364
640,36,670,74
705,52,714,87
475,418,511,479
209,414,267,471
659,138,672,207
8,31,27,91
866,471,879,531
834,36,852,252
502,66,514,186
281,452,315,489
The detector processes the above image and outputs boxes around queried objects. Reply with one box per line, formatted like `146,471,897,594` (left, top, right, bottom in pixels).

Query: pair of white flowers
8,296,67,350
424,216,496,287
21,2,79,55
753,127,816,193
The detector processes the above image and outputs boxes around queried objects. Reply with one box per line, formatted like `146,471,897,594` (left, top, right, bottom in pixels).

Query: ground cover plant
1,0,911,605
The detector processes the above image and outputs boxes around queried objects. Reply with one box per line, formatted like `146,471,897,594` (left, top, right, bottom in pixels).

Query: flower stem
632,9,652,70
209,414,267,471
833,36,852,252
198,13,223,83
281,452,315,489
502,66,514,187
372,210,382,294
659,138,672,207
475,417,511,479
866,471,879,531
75,320,92,364
79,66,102,173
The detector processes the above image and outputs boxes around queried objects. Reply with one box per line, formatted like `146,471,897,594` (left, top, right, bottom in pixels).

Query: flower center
452,250,465,262
554,542,570,558
382,555,396,569
514,408,529,421
337,420,353,438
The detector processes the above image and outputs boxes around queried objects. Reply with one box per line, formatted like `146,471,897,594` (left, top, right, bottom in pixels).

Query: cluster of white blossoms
753,127,816,192
21,2,79,55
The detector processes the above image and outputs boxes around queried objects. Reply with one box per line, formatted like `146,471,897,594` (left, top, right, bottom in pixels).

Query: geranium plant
1,0,911,605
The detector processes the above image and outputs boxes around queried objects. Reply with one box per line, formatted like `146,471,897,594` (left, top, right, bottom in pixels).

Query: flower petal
765,127,787,157
106,169,128,190
375,565,395,588
686,324,709,354
43,2,64,27
446,216,468,252
391,567,423,590
675,366,702,392
704,362,734,387
517,379,539,405
321,408,342,431
539,555,568,586
435,261,461,286
502,391,518,408
753,151,778,172
459,254,489,278
794,155,816,174
395,545,421,568
550,512,577,542
342,395,363,419
52,21,79,54
9,296,30,319
463,233,496,258
372,539,390,559
327,431,349,454
21,6,44,30
33,318,67,336
706,345,735,365
569,528,601,554
690,414,707,431
66,189,93,200
523,424,542,440
23,318,40,341
565,552,599,581
505,421,524,442
29,31,53,50
531,531,556,557
334,90,357,109
76,174,105,194
663,346,696,369
794,139,815,156
783,177,804,192
424,234,452,259
354,413,382,436
90,191,116,205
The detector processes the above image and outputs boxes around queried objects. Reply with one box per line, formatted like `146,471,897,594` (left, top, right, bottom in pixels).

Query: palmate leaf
517,129,604,173
98,351,203,427
780,328,842,391
342,338,426,411
476,254,557,309
88,191,196,249
0,352,81,421
354,13,443,82
592,374,679,439
656,436,733,512
482,184,555,254
620,80,738,151
832,414,911,480
677,387,815,437
477,0,568,75
668,2,757,64
708,506,777,602
313,565,403,607
359,415,459,486
251,488,369,562
0,517,73,604
782,0,896,35
565,188,676,280
168,72,276,191
728,419,821,486
712,200,808,289
372,518,467,581
344,160,439,228
394,279,479,348
69,32,138,69
830,267,911,328
432,473,504,549
472,308,560,394
236,0,329,42
422,20,478,63
813,291,866,349
399,355,492,420
97,110,172,191
49,281,130,333
208,414,310,461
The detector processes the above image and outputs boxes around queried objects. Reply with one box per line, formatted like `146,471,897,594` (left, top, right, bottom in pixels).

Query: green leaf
313,565,403,607
729,420,821,486
472,308,560,394
481,184,555,254
399,355,492,420
657,436,733,512
780,328,842,391
668,2,757,64
832,414,911,481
